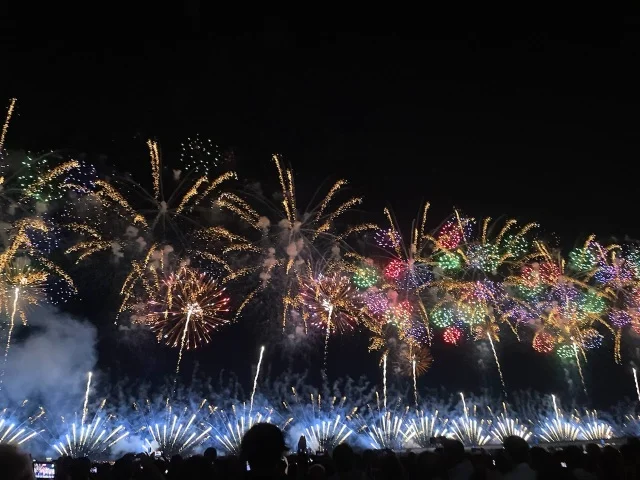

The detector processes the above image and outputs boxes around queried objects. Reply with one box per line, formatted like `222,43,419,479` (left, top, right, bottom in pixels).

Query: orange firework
142,265,231,373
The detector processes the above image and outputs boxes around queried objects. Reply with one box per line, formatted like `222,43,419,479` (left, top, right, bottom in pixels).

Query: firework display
5,97,640,459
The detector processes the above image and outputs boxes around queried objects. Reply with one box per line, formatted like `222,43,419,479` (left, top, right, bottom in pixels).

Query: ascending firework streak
1,286,20,387
52,373,129,458
634,368,640,403
82,372,92,426
382,353,388,411
486,331,507,397
0,418,40,445
249,346,265,417
0,98,16,153
539,394,580,443
412,358,418,410
450,393,490,446
573,342,588,396
299,272,364,378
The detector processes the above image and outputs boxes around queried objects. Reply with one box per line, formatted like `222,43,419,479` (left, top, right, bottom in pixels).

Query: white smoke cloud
0,306,97,410
110,434,146,456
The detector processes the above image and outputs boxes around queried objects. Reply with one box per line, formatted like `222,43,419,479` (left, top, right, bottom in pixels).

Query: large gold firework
65,140,239,318
141,265,231,373
220,154,375,331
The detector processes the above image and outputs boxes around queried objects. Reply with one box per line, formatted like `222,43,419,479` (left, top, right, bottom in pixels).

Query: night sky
3,12,640,406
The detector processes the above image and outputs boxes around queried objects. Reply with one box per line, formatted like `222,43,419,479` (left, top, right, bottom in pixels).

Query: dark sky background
2,10,640,407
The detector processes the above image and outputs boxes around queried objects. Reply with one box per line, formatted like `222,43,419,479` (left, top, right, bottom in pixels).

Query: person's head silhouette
241,423,288,476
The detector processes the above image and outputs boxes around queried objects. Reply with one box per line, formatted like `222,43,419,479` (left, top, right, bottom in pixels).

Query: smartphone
246,462,251,471
33,462,56,479
561,462,567,468
90,466,98,474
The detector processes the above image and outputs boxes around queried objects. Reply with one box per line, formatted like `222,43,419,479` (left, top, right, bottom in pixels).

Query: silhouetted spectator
503,435,535,479
530,446,552,477
240,422,288,479
330,443,366,480
309,463,327,480
566,445,596,480
0,445,34,480
600,445,624,480
204,446,217,463
378,450,405,480
70,457,91,480
443,439,473,480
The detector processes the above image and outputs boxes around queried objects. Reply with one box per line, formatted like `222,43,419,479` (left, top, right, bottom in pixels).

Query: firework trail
249,346,265,416
49,386,129,458
0,98,16,154
449,393,491,446
82,372,92,426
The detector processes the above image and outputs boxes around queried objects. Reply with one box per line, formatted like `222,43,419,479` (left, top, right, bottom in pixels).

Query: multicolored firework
224,155,376,331
299,272,364,335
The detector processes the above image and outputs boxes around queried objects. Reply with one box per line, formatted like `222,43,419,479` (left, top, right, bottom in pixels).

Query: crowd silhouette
3,422,640,479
